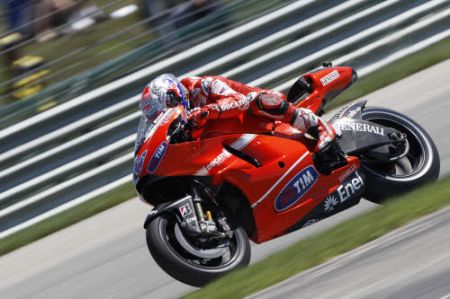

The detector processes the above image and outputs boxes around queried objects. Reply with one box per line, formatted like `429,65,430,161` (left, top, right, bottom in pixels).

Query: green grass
185,177,450,299
0,182,135,256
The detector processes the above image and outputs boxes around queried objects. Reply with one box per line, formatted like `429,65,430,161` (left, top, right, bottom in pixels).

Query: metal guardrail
0,0,304,130
0,0,277,128
0,0,377,161
0,96,138,169
0,0,326,166
1,0,449,237
0,112,138,191
250,0,449,88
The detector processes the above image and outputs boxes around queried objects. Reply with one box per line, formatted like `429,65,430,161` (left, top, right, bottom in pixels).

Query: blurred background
0,1,450,298
0,0,449,258
0,0,236,106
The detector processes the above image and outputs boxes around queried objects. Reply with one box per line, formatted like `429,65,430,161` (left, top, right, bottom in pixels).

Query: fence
0,0,291,128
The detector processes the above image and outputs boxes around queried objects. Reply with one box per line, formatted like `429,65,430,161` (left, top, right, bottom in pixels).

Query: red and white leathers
180,76,336,153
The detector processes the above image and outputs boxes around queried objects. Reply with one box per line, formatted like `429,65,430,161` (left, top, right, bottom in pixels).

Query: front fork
143,184,233,238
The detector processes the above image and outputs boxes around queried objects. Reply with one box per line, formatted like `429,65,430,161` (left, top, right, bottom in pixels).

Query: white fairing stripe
195,166,211,176
195,134,256,176
230,134,256,150
251,151,309,208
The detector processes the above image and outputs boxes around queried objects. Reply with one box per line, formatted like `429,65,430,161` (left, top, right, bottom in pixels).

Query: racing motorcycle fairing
134,65,368,244
287,65,356,115
244,155,362,243
331,101,408,159
330,100,367,120
284,169,364,234
134,105,364,244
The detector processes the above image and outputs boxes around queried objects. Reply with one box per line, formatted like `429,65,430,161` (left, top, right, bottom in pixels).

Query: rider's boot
291,109,346,174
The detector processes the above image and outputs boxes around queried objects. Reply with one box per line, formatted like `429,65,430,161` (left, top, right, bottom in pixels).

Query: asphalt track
251,206,450,299
0,59,449,299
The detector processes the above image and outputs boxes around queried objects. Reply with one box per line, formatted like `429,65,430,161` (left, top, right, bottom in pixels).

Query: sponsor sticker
337,171,364,203
195,149,232,176
274,165,319,211
206,151,232,172
195,134,255,176
133,150,147,184
219,96,250,111
320,70,340,86
332,103,363,120
201,77,213,95
324,194,339,212
338,164,358,182
147,141,168,173
179,203,193,217
185,217,196,224
333,122,385,136
347,107,362,118
211,80,234,95
323,171,364,213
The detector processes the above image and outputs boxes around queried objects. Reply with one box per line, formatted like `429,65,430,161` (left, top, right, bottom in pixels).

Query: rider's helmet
140,74,190,120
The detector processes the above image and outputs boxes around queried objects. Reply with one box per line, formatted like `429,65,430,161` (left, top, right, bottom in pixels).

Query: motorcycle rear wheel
146,214,250,287
360,107,439,202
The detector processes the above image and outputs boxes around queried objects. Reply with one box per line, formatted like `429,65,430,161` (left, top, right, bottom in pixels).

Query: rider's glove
188,107,211,129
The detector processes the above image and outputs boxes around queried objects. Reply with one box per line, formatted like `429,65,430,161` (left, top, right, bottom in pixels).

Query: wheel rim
361,111,432,182
159,216,244,271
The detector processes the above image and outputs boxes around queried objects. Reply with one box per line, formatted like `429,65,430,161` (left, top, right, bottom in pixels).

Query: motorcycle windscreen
134,113,158,155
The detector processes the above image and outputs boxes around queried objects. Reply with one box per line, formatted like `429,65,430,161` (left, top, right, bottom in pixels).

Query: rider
140,74,336,153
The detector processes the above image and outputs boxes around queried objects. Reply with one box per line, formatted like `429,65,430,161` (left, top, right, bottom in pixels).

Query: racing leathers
180,76,336,152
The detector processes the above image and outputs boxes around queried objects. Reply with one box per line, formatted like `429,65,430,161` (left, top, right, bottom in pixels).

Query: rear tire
146,214,251,287
360,107,439,202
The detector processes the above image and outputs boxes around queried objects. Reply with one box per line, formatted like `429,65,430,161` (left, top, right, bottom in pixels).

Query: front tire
360,107,440,202
146,214,251,287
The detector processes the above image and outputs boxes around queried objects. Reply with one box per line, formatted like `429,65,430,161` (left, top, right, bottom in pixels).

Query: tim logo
274,165,319,211
147,141,168,173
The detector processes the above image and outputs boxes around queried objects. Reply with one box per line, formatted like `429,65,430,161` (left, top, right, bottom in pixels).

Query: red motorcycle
133,64,439,286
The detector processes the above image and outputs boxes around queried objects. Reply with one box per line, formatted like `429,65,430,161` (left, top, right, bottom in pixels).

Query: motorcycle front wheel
360,107,440,202
146,214,251,287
